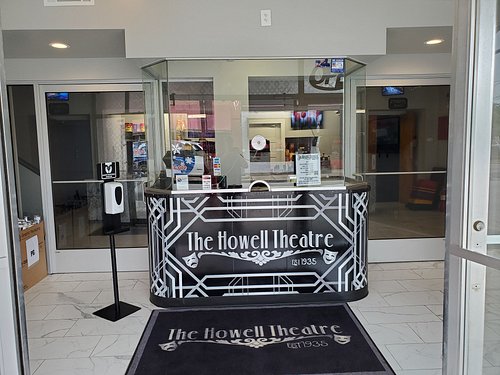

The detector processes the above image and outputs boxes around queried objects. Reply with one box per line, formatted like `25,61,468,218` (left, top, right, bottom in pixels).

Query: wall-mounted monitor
291,110,323,129
381,86,404,96
46,92,69,101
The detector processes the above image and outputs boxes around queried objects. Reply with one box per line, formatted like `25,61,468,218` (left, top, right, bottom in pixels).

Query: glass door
446,0,500,373
364,84,450,262
37,84,150,273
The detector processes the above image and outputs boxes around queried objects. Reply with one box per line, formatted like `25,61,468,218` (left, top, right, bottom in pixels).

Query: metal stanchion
93,229,140,322
93,161,140,322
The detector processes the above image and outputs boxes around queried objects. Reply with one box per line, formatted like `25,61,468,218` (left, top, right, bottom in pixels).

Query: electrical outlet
260,9,272,27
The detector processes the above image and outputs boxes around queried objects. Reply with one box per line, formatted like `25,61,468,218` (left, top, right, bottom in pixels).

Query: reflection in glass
486,2,500,259
483,266,500,373
53,181,147,249
366,86,449,239
46,91,147,249
489,66,500,240
8,85,43,219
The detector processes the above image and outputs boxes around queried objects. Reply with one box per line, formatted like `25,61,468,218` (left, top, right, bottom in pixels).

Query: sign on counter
202,175,212,190
213,157,221,176
175,175,189,190
295,153,321,186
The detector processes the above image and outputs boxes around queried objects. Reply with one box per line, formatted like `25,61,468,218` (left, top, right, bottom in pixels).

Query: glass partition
142,58,366,191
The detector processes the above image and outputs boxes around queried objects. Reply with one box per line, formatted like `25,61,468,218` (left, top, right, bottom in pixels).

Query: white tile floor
349,262,444,375
25,262,446,375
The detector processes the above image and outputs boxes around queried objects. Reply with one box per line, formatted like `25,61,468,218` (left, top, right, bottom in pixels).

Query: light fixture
425,39,444,45
50,42,69,49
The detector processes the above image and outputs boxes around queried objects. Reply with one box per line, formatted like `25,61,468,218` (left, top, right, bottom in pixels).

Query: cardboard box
20,222,47,290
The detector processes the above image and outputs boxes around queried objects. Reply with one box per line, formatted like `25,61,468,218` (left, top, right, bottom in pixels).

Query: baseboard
368,238,445,263
53,247,148,273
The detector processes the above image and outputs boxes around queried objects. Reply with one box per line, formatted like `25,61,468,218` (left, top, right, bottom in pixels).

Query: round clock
251,135,266,151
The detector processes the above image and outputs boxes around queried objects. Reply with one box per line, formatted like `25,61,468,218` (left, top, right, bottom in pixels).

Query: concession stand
142,58,369,306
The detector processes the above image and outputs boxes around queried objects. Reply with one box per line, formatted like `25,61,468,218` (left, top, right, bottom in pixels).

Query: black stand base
93,228,140,322
93,301,141,322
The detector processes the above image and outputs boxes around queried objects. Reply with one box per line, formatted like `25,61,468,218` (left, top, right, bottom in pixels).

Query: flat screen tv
46,92,69,101
381,86,404,96
291,110,323,129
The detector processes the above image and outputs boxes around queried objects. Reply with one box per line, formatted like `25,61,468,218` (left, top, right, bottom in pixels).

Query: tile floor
25,262,447,375
349,262,444,375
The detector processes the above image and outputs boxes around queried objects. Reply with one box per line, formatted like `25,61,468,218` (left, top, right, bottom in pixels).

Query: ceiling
1,26,452,59
386,26,452,54
2,29,125,58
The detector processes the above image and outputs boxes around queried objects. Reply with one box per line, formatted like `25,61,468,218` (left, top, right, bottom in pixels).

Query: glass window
483,266,500,372
8,85,43,219
46,90,147,249
142,58,366,191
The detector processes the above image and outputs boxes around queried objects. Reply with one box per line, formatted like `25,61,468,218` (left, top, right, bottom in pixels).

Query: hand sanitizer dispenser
104,182,124,214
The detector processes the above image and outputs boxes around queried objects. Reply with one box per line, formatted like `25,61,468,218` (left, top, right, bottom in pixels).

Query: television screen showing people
291,110,323,129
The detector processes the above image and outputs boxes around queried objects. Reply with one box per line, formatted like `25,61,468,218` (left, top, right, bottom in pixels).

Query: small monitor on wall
46,92,69,101
381,86,404,96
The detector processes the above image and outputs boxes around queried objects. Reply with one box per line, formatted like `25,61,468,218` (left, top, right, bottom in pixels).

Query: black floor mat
127,303,395,375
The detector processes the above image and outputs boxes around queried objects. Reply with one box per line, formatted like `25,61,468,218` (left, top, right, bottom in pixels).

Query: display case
142,58,369,306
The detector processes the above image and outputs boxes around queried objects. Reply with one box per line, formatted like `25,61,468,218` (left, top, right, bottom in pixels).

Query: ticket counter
146,183,368,306
142,58,368,306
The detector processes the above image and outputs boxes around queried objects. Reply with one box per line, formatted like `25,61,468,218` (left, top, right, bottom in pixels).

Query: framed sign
97,161,119,180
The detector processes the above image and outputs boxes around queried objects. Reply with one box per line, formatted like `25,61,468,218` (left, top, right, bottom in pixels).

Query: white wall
363,53,452,79
0,0,453,59
4,54,453,85
4,58,151,83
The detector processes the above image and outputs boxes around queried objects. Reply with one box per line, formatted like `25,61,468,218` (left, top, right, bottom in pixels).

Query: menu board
296,153,321,186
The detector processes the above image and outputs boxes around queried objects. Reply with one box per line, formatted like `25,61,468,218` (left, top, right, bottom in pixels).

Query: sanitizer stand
93,162,140,321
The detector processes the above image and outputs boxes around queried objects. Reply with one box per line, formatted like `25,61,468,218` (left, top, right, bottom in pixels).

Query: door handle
473,220,485,232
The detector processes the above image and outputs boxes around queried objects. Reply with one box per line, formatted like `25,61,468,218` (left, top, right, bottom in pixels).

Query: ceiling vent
44,0,94,6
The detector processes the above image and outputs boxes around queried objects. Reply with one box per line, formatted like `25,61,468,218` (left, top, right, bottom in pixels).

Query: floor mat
127,303,395,375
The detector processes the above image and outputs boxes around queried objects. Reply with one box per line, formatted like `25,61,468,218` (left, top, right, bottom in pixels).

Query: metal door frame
0,27,28,374
445,0,500,372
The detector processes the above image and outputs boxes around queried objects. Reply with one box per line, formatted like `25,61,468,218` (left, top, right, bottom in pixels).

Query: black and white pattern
147,188,368,301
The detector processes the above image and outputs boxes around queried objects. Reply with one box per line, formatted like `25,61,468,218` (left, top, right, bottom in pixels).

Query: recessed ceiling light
425,39,444,45
50,42,69,49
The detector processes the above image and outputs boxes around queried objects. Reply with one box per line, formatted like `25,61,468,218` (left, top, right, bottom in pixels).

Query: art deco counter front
146,183,369,306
